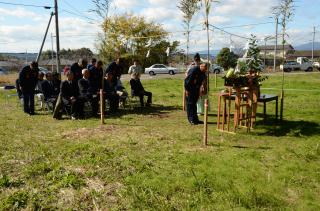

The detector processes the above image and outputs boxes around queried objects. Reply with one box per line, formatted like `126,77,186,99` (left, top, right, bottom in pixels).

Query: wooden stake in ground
280,90,284,121
203,99,208,146
100,89,105,125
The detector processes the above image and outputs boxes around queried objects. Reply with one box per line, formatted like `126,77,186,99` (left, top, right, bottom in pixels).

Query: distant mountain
0,53,37,61
294,42,320,51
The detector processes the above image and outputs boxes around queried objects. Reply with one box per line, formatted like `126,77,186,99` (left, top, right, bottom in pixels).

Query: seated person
35,71,45,109
52,72,61,96
116,79,128,107
103,72,119,113
60,71,82,119
130,78,152,107
41,72,58,110
78,69,98,116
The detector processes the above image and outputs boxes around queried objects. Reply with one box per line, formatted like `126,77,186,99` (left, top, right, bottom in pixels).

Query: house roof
259,44,295,51
287,50,320,59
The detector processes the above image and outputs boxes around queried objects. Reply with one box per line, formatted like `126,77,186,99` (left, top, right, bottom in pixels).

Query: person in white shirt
128,61,143,80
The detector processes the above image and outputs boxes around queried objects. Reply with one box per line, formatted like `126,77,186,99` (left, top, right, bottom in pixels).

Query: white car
210,64,224,74
145,64,179,76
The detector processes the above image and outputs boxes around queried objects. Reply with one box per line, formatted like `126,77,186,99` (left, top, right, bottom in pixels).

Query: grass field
0,72,320,210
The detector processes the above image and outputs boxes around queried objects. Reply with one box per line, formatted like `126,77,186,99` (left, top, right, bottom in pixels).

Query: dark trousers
105,94,119,113
186,95,199,123
62,98,82,118
139,91,152,106
22,91,35,114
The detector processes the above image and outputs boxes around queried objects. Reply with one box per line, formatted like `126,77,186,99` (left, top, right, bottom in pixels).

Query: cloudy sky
0,0,319,53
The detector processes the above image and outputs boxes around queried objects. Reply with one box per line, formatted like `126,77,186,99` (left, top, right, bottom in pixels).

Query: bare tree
272,0,294,120
177,0,199,63
90,0,112,20
273,0,294,63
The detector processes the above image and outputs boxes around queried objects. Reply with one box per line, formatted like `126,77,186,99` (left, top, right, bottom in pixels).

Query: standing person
18,61,39,115
185,53,201,77
88,60,104,94
128,60,143,79
106,58,122,84
70,58,88,82
184,63,208,125
87,58,97,69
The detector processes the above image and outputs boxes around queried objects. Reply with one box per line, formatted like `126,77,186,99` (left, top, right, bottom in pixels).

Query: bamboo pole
203,99,208,146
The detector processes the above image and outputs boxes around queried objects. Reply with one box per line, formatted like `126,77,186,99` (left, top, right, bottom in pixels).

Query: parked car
313,62,320,70
280,57,313,72
39,67,49,73
0,67,8,75
210,64,224,74
145,64,179,76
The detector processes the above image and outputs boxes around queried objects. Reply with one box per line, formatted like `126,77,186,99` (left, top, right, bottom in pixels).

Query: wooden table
229,93,278,121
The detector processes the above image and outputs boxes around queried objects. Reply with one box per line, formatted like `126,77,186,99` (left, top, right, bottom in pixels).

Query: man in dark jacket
130,78,152,107
71,58,88,82
106,58,122,84
19,61,39,115
184,63,208,125
103,72,119,113
60,71,81,119
78,69,98,116
88,60,104,94
41,72,58,111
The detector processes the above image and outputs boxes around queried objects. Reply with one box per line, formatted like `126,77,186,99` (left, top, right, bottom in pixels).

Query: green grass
0,72,320,210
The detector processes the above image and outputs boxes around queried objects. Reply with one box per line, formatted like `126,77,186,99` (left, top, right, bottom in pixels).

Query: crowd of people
17,55,207,125
17,58,153,120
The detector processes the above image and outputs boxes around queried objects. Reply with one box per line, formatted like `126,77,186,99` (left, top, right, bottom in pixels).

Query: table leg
263,101,266,121
276,98,278,120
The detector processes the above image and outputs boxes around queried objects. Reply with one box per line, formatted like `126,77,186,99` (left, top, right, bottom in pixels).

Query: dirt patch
147,113,170,119
58,188,75,205
86,178,105,193
61,125,119,140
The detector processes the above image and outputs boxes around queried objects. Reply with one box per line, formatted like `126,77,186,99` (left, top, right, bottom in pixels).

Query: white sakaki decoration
146,49,150,58
166,47,170,56
145,39,152,47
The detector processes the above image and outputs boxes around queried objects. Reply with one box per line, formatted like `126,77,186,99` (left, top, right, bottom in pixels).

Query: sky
0,0,319,53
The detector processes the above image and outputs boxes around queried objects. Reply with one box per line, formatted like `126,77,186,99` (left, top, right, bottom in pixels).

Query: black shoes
189,120,203,125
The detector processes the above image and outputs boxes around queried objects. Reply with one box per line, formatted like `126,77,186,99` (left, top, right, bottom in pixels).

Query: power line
60,9,97,22
61,0,95,22
209,24,250,40
0,1,51,9
220,22,274,29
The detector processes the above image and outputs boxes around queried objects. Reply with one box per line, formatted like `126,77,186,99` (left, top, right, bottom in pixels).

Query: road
121,71,320,81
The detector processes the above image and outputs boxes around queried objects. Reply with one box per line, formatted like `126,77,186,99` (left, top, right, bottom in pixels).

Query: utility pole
264,38,267,67
51,33,54,72
274,17,278,72
312,26,315,62
36,12,54,63
54,0,61,74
